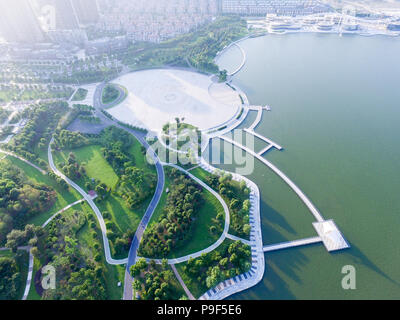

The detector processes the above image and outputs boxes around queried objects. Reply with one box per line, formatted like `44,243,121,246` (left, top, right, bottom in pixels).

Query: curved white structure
107,69,241,134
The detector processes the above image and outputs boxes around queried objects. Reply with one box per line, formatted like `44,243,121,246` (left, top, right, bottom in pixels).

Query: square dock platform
312,220,350,252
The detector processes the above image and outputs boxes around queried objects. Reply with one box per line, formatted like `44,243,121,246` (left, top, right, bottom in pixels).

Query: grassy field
54,144,119,190
97,193,149,237
189,166,213,183
71,88,88,101
145,166,225,259
4,156,81,227
167,185,225,259
54,143,155,258
189,166,249,238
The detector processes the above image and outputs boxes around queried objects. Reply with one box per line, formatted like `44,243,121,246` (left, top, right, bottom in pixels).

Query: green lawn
54,143,154,259
71,88,88,102
189,166,213,184
5,156,81,227
97,193,149,237
189,166,250,239
167,185,225,259
145,166,225,259
54,144,119,190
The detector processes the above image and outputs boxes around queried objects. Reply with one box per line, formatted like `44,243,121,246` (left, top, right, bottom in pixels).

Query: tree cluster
205,172,251,238
182,240,251,293
138,168,203,258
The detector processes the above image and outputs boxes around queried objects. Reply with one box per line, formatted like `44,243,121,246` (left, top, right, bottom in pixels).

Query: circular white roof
107,69,241,133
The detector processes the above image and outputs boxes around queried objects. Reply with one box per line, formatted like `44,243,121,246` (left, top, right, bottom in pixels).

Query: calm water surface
214,33,400,299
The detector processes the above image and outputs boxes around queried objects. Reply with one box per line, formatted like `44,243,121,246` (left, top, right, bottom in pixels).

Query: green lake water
214,33,400,299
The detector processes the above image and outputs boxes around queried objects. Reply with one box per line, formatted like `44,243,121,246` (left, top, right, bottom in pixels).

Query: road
138,163,230,265
92,82,165,300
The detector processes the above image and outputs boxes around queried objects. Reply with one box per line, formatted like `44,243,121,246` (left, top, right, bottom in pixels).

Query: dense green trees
53,129,89,150
39,210,108,300
205,172,251,239
59,152,86,181
0,256,21,300
130,258,185,300
0,107,11,124
182,240,251,294
0,162,56,243
121,16,248,74
5,101,68,169
138,168,204,258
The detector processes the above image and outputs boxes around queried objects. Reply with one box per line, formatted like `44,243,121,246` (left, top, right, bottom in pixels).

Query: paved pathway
92,82,165,300
263,236,322,252
171,264,195,300
0,246,33,300
219,135,325,222
42,199,85,228
197,159,265,300
48,138,128,265
22,250,34,300
0,149,46,174
138,162,230,265
226,233,251,245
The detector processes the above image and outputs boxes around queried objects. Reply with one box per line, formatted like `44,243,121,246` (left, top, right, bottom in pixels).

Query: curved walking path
219,135,325,222
48,138,128,265
139,162,230,265
22,250,34,300
229,43,247,76
42,199,85,228
92,82,166,300
171,264,195,300
0,246,33,300
0,149,46,174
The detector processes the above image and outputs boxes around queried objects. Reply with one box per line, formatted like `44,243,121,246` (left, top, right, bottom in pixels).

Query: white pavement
263,236,322,252
22,250,34,300
197,158,265,300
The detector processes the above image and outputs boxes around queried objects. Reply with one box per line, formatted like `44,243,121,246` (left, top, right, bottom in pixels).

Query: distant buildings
220,0,332,16
0,0,45,43
96,0,219,43
33,0,99,29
